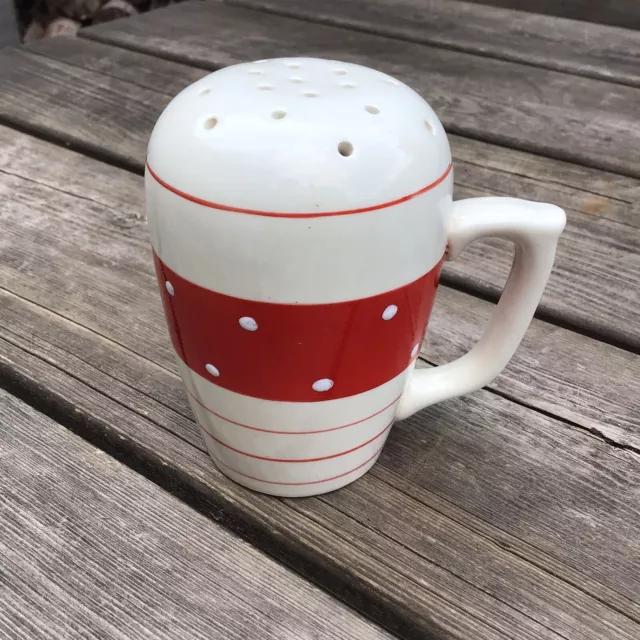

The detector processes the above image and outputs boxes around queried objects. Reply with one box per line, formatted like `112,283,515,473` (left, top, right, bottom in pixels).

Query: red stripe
200,419,393,462
209,447,383,486
187,389,401,434
156,252,442,403
146,161,452,218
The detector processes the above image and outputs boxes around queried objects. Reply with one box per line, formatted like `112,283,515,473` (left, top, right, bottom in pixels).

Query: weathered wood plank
1,40,639,348
0,46,161,170
226,0,640,87
21,36,640,230
0,390,395,640
463,0,640,30
449,134,640,229
1,127,639,638
0,336,553,640
0,0,19,48
81,1,640,178
450,180,640,349
3,312,640,640
25,34,208,95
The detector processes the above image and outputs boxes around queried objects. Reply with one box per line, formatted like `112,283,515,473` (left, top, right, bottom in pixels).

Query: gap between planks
1,334,638,640
0,389,396,640
0,344,512,640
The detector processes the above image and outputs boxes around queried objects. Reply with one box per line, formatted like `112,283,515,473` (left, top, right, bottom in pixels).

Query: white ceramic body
146,58,565,497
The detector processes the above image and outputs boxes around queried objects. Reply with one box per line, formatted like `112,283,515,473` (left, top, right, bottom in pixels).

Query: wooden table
1,2,638,638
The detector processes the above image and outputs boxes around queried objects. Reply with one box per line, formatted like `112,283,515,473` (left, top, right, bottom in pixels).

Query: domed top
146,58,451,215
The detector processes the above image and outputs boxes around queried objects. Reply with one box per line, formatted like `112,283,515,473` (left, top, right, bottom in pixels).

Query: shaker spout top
146,57,451,217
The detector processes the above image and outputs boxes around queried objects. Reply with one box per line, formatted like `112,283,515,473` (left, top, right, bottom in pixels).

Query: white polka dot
312,378,334,392
411,343,420,358
239,317,258,331
165,281,174,296
205,363,220,377
382,305,398,320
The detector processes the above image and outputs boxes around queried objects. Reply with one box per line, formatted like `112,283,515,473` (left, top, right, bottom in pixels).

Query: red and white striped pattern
148,168,448,495
154,251,441,402
145,58,453,494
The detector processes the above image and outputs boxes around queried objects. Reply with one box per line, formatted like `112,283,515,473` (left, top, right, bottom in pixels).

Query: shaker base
204,441,382,497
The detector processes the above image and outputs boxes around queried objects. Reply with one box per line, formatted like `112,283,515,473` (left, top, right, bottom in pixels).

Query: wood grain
0,336,548,640
3,287,640,640
1,126,639,638
26,34,208,94
1,40,639,349
226,0,640,87
81,1,640,178
0,391,394,640
3,319,640,640
23,35,640,229
449,134,640,229
462,0,640,30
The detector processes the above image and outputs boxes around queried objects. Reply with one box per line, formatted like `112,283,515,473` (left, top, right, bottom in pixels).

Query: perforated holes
198,88,210,96
290,77,304,83
338,141,354,157
425,120,434,134
341,82,356,89
303,91,318,98
365,105,379,114
249,69,265,75
288,62,301,69
258,84,274,90
333,69,347,75
383,78,400,86
203,117,218,130
272,110,286,120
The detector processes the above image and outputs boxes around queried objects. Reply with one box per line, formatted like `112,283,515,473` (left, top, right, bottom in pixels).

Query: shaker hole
290,77,304,83
258,84,274,90
425,120,434,133
365,105,380,114
203,117,218,130
333,69,347,75
198,88,211,96
303,91,318,97
288,62,301,69
338,141,354,157
272,110,287,119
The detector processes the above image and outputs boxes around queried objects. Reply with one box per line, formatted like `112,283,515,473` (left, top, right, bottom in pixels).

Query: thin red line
201,419,393,463
187,389,401,434
210,446,383,486
146,161,452,218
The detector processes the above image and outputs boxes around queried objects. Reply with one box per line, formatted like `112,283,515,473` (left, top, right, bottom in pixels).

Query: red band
155,253,442,402
146,161,452,218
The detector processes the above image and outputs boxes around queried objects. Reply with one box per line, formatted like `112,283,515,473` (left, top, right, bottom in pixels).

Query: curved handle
396,197,566,420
